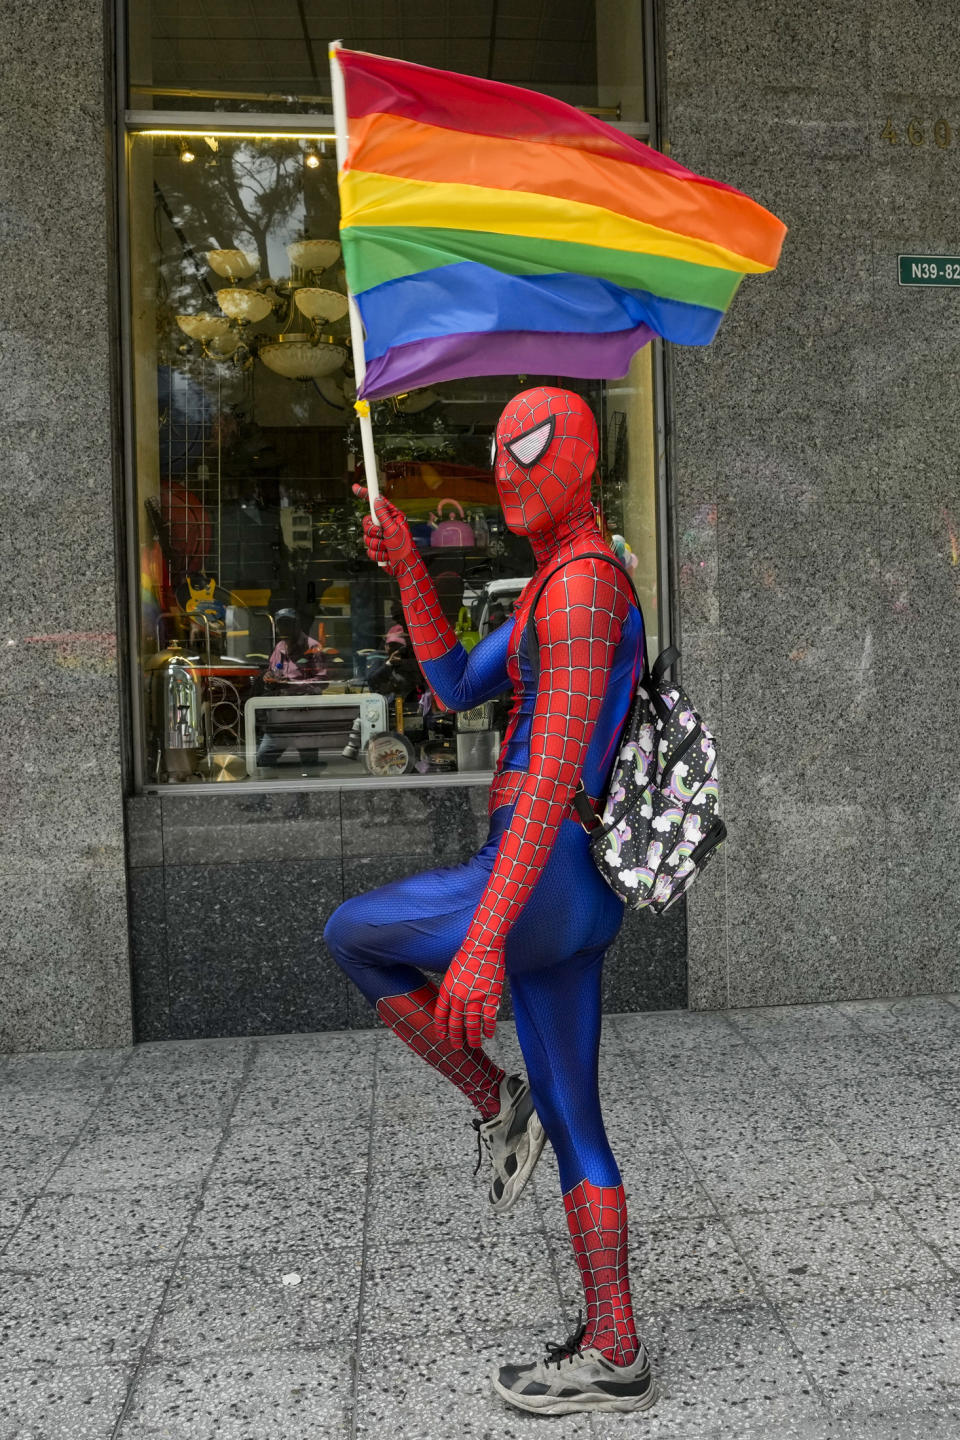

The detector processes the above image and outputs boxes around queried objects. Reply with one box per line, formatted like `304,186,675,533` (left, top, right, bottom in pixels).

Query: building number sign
898,256,960,286
881,116,952,147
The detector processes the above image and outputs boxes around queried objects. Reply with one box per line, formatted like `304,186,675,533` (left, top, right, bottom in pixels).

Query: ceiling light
179,141,195,163
304,150,321,169
286,239,340,274
259,335,347,380
293,287,348,323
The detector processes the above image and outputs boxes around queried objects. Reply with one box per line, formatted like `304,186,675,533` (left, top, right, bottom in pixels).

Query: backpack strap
522,551,676,833
524,550,644,685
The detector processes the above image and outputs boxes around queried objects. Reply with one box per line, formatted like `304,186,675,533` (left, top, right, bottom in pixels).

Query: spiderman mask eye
504,416,556,468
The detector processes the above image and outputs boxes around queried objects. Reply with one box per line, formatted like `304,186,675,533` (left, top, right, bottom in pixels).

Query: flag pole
329,39,381,520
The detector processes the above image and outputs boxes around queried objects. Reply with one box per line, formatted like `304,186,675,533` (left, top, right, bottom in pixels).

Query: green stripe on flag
342,225,743,312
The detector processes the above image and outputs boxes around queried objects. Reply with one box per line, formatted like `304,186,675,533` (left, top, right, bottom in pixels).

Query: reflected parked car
463,576,531,638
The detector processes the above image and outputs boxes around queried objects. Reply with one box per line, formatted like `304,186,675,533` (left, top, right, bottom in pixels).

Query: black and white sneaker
473,1073,546,1213
494,1318,657,1416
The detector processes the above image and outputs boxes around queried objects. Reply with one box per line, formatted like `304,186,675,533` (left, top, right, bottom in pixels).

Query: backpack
525,552,726,916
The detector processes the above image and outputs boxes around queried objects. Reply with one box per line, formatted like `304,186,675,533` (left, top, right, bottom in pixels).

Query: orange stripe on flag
347,111,786,271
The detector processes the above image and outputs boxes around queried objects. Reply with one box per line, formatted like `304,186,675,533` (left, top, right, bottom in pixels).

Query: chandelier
176,239,350,380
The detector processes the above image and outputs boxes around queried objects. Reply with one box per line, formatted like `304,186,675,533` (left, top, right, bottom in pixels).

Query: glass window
123,2,664,789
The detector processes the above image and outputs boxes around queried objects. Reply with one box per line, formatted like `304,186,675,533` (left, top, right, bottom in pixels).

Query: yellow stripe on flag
340,169,775,277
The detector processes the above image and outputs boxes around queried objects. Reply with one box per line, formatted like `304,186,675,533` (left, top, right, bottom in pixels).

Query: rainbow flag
335,49,786,400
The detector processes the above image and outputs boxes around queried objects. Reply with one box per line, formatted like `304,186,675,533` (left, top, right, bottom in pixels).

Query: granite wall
126,786,686,1041
0,1,133,1050
663,0,960,1005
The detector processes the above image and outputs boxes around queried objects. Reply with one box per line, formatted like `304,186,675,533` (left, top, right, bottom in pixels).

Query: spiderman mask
491,388,599,539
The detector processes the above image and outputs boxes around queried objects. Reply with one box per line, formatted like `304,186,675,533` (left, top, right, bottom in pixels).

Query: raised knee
323,898,364,968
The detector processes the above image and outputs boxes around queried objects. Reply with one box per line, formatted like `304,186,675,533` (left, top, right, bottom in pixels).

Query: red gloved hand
434,941,505,1049
353,484,416,577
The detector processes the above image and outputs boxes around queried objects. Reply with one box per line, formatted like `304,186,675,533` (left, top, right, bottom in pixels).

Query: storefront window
123,2,663,789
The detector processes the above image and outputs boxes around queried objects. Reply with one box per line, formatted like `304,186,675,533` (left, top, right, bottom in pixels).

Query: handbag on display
429,498,475,547
525,552,726,916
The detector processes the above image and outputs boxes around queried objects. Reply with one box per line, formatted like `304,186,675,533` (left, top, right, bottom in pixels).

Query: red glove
352,483,459,665
354,484,416,577
434,940,505,1049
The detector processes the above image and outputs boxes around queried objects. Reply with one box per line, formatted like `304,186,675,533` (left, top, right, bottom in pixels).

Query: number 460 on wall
881,116,952,147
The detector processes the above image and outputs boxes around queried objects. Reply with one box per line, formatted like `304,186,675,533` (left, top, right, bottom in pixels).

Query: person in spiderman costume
324,386,655,1416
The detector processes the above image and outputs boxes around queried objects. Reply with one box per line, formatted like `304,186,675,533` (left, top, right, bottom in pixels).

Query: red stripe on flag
338,48,739,195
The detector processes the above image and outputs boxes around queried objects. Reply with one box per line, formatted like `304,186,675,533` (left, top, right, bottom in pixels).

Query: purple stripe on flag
358,325,656,400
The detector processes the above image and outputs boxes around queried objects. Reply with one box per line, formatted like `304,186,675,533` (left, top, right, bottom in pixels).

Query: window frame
113,0,672,798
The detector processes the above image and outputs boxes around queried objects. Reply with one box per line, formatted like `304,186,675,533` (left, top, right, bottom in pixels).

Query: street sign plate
899,255,960,285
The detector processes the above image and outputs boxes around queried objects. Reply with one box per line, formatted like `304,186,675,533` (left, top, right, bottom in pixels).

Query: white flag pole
329,39,381,520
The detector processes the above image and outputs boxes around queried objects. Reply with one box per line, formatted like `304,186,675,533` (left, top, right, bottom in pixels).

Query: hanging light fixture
178,237,349,380
175,313,232,345
259,335,348,380
216,288,274,324
207,248,259,281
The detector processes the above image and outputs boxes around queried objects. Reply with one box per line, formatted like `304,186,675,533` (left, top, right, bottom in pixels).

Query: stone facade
0,0,132,1049
4,0,958,1050
664,0,960,1005
126,787,686,1040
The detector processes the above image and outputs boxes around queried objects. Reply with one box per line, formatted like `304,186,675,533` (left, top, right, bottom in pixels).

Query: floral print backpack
526,552,726,915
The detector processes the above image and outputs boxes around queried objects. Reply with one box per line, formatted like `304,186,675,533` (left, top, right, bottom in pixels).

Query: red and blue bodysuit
324,387,644,1365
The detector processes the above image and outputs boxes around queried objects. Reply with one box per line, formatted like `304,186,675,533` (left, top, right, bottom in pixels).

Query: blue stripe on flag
355,262,723,360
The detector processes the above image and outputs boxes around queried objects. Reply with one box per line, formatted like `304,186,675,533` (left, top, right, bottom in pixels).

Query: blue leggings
324,804,625,1192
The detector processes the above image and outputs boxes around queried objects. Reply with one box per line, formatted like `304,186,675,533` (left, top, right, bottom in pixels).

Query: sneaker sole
489,1111,547,1215
493,1375,658,1415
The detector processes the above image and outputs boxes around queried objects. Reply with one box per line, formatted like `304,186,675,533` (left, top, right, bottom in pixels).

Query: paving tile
0,1088,105,1141
230,1075,372,1129
654,1072,799,1123
827,1110,960,1198
824,1413,960,1439
0,1134,72,1196
839,996,960,1038
728,1004,862,1042
791,1075,943,1131
89,1075,241,1136
374,1075,466,1131
690,1134,872,1215
724,1201,950,1302
46,1127,224,1194
0,1195,31,1230
212,1117,371,1185
152,1248,362,1361
117,1351,353,1438
2,1187,199,1270
890,1190,960,1271
778,1286,960,1417
185,1172,366,1259
371,1109,485,1177
760,1035,925,1086
664,1104,821,1153
0,1263,169,1366
357,1327,594,1439
368,1159,544,1239
550,1216,760,1312
124,1038,252,1079
363,1231,562,1340
599,1300,828,1439
636,1049,775,1095
1,1049,128,1089
535,1140,718,1225
0,1362,132,1440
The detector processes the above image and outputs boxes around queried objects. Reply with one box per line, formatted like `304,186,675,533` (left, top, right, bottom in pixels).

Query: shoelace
471,1117,493,1176
544,1313,587,1370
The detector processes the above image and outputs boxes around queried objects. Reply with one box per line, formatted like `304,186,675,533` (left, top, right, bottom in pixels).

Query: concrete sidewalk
4,996,960,1438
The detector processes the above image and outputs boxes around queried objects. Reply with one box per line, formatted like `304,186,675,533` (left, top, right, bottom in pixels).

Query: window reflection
129,119,659,786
